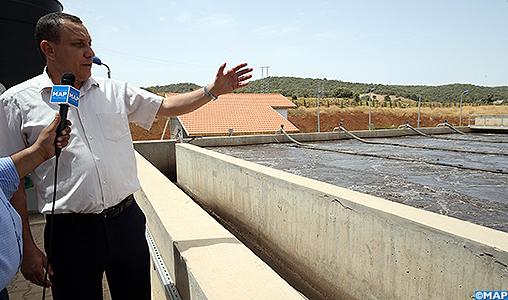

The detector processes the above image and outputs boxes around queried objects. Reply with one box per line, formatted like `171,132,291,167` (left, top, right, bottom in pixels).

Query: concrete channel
133,126,508,300
211,128,508,233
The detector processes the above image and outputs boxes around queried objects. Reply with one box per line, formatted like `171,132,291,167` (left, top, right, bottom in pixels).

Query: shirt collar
38,67,100,94
38,68,55,94
81,76,100,94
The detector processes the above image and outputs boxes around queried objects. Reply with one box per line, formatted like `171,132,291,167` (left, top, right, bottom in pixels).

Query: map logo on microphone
50,85,80,108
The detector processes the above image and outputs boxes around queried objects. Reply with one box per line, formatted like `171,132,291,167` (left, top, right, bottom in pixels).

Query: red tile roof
172,93,299,137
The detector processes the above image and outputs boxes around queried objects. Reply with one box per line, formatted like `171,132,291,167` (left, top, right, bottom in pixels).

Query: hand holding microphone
37,114,72,160
12,114,72,179
50,72,80,157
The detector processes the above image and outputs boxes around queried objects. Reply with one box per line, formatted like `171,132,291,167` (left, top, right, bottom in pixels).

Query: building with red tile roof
170,93,299,137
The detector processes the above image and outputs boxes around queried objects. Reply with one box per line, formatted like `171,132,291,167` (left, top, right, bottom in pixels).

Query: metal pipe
282,124,508,174
277,125,303,145
444,123,466,135
436,119,465,135
342,123,506,156
399,121,429,136
175,128,183,143
161,118,170,140
337,122,367,142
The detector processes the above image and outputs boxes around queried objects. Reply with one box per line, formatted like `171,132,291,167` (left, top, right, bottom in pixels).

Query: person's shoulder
92,77,155,94
93,76,126,85
1,74,45,100
90,76,130,91
89,76,159,99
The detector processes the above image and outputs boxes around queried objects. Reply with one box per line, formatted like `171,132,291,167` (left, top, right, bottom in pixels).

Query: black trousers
44,200,150,300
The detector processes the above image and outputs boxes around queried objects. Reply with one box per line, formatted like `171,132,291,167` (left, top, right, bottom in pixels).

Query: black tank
0,0,63,89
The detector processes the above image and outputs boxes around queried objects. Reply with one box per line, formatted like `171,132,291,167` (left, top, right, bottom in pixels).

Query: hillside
130,105,507,141
145,77,508,105
144,82,201,94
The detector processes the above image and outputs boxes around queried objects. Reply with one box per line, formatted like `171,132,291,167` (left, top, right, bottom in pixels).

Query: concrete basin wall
134,140,177,181
175,143,508,300
187,126,470,148
132,127,470,184
134,152,306,300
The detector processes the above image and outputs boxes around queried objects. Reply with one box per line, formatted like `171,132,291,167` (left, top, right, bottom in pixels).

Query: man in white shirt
0,12,252,300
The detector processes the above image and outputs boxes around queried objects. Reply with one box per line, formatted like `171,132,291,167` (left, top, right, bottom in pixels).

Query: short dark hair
35,12,83,61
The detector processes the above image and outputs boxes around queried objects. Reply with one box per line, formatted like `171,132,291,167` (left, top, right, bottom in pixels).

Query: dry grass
290,105,508,118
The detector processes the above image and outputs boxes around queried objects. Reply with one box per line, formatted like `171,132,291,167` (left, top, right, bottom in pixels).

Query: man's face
48,20,95,88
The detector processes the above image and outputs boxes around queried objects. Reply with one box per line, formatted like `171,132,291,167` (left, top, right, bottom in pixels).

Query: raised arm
9,113,71,287
157,62,253,117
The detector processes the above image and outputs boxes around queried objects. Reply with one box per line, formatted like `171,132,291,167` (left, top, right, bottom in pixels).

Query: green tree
481,94,494,104
354,92,361,104
147,76,508,105
332,87,353,99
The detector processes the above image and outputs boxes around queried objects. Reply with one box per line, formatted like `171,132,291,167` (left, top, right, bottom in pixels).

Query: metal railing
469,114,507,128
146,226,182,300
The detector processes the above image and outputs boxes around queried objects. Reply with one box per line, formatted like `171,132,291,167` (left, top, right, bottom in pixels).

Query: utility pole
260,66,270,94
417,92,423,128
460,90,469,126
369,88,376,130
317,80,323,132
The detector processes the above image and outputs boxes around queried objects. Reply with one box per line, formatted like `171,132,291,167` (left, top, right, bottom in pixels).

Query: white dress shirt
0,71,162,214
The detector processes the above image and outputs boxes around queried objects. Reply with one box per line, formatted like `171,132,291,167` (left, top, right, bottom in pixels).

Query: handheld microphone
50,72,80,157
44,73,80,298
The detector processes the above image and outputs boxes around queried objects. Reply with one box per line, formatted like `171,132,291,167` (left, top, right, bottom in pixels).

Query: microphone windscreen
93,56,102,65
61,72,76,86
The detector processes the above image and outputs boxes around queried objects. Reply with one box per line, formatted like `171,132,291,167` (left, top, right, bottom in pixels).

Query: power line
260,66,270,94
92,46,216,70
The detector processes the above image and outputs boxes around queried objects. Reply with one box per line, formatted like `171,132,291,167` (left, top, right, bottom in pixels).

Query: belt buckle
101,205,118,220
101,195,132,221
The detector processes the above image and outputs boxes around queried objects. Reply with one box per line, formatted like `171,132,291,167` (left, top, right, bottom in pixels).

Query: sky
62,0,508,88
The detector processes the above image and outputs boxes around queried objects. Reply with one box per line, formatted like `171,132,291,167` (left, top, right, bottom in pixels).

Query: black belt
50,194,135,222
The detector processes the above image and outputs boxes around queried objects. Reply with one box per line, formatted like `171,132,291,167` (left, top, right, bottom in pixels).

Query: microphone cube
50,85,80,108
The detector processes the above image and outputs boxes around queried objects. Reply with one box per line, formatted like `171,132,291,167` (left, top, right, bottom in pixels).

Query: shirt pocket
96,113,129,142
